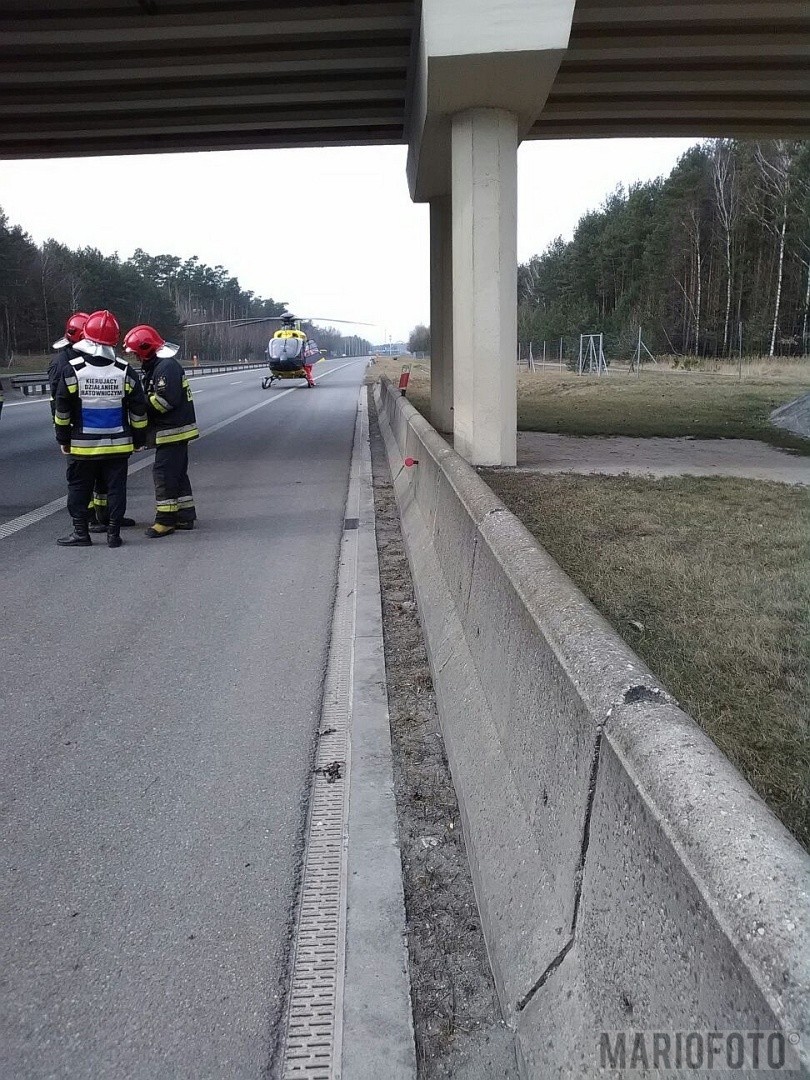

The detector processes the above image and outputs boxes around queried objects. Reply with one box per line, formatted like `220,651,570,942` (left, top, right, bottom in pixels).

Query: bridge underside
1,1,806,159
0,0,415,159
533,0,809,140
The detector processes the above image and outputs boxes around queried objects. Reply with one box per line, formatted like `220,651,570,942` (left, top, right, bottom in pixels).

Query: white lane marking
187,367,259,381
0,360,363,541
0,493,71,538
1,360,347,405
3,398,51,408
0,367,243,408
229,380,243,385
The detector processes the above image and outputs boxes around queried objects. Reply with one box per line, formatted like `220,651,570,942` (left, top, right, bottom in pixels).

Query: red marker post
398,364,411,396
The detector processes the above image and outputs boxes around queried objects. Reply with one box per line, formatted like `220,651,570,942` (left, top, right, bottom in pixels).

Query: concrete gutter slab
280,388,416,1080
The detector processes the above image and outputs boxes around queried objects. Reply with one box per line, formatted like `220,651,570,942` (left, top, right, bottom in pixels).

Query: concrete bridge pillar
451,109,518,465
407,0,576,464
429,197,454,434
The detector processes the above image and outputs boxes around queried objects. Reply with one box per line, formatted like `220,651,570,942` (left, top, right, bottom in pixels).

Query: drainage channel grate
281,525,357,1079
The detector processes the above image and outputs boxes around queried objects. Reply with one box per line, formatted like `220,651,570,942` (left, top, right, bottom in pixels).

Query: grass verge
365,357,430,414
518,371,810,452
484,472,810,848
1,354,52,376
367,359,810,452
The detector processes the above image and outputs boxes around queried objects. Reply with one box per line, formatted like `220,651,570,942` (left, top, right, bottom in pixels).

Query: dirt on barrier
368,389,518,1080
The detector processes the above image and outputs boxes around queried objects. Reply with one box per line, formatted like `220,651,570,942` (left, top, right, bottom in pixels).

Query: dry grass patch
365,356,431,414
517,370,810,452
367,360,810,451
484,471,810,847
1,353,52,377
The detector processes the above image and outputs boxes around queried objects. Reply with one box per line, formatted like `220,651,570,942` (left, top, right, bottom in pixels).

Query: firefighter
48,312,137,530
48,312,89,412
49,312,102,522
123,324,199,538
53,310,147,548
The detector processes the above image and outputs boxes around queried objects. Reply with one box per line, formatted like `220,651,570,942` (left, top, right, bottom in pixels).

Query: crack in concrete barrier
570,727,604,935
464,534,478,615
516,937,575,1012
517,726,604,1013
518,684,668,1013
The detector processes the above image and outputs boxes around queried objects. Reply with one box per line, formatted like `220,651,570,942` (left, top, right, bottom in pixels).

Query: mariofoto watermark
599,1030,803,1073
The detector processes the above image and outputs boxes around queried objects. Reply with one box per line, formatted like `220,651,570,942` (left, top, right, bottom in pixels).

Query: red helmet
124,324,179,360
52,311,89,349
83,310,120,347
65,312,89,343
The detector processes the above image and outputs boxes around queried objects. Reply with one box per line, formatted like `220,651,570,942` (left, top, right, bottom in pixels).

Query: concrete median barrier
373,377,809,1077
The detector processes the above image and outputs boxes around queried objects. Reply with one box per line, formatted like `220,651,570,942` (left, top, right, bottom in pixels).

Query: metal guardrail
6,362,267,397
185,362,267,378
9,374,49,396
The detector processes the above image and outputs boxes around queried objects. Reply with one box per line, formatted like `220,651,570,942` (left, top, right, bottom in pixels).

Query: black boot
57,519,92,547
93,515,135,532
107,524,123,549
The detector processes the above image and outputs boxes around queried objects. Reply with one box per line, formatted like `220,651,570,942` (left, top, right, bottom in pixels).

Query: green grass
517,372,810,452
1,354,52,376
484,472,810,848
368,360,810,452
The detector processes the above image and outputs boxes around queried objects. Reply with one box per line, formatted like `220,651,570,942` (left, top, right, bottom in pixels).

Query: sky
0,138,696,342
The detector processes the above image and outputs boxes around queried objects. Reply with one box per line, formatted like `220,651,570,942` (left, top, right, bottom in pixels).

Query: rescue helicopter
183,311,372,390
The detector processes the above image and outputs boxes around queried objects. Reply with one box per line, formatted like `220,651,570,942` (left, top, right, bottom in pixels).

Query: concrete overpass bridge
1,0,808,459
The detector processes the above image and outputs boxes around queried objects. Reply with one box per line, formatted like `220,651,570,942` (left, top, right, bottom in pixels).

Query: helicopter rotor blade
183,316,286,328
298,317,374,326
183,315,373,329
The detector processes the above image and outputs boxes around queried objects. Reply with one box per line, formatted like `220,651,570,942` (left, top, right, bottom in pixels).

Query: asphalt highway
0,359,369,1078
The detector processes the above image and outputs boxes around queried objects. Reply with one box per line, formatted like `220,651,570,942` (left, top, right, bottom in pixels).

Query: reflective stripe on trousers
153,442,195,526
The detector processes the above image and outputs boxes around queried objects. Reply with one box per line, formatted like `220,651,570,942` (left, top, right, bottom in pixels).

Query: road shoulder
279,388,417,1079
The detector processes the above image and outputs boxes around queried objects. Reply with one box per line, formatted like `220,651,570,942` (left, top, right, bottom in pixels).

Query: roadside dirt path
369,392,519,1080
513,433,810,485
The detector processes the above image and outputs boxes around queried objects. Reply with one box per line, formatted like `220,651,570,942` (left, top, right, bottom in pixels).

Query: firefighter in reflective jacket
48,311,134,530
123,324,199,538
53,310,147,549
48,312,89,414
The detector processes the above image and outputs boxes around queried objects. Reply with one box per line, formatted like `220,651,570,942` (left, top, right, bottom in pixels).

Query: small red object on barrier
398,365,411,395
404,457,418,468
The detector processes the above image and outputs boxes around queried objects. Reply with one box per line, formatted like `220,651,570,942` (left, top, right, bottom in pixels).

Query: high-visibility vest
65,357,136,456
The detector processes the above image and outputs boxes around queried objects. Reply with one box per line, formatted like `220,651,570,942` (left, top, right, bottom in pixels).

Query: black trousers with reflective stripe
67,456,129,526
153,442,195,526
90,478,108,522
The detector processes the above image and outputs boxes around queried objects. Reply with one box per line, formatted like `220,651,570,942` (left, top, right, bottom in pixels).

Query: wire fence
517,332,810,380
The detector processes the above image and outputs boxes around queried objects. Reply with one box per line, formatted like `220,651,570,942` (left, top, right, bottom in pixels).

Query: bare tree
788,157,810,355
682,205,703,354
754,140,799,357
39,242,51,344
712,139,739,354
